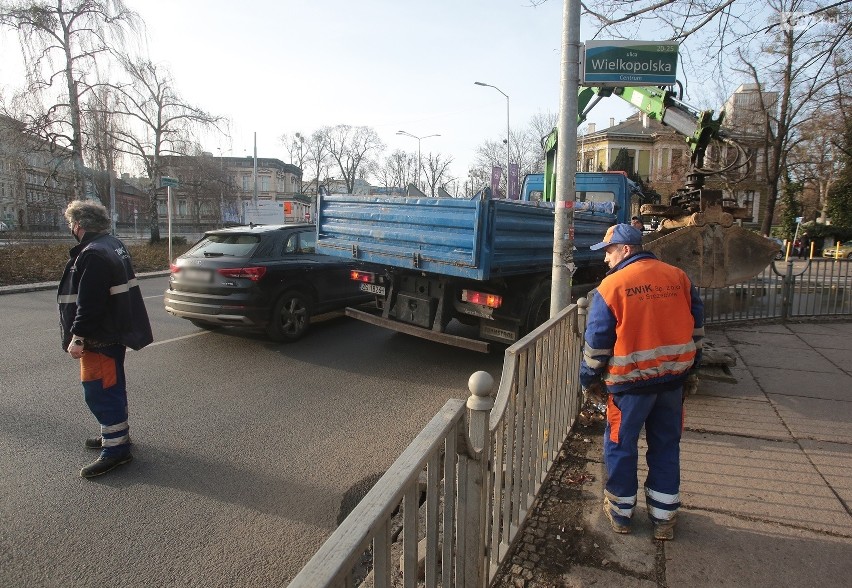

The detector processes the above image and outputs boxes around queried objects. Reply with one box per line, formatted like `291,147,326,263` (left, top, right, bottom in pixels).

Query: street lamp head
474,81,488,86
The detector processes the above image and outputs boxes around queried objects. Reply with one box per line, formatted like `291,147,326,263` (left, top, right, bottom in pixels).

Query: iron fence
701,259,852,324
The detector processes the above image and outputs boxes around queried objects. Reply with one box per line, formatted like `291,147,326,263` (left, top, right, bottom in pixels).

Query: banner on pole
490,166,502,198
508,163,519,200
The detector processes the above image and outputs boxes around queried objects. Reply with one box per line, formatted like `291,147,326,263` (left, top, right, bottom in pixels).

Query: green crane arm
577,86,726,162
543,85,728,202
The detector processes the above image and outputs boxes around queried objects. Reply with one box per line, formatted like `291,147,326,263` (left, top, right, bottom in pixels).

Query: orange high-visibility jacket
580,252,704,393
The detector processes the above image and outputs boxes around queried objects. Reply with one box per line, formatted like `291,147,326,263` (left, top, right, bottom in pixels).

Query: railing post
577,296,589,333
781,259,795,321
459,371,494,588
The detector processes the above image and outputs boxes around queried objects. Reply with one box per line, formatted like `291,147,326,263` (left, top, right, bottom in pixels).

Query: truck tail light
350,270,376,283
217,266,267,281
462,289,503,309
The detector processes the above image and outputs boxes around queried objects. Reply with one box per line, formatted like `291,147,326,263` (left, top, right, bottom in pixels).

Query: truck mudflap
643,224,778,288
345,307,491,353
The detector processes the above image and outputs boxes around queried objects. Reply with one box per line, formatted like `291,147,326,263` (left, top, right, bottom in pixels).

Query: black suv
164,224,371,341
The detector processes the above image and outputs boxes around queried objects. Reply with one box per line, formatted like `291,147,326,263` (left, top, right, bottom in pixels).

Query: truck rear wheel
523,283,551,335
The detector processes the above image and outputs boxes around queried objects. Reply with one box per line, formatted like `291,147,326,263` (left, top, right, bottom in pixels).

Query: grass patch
0,240,191,287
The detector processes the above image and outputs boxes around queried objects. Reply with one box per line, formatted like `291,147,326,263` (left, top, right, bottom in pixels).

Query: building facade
158,154,306,228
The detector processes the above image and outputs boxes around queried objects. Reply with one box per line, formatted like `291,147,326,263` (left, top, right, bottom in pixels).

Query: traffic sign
160,176,179,188
582,40,678,86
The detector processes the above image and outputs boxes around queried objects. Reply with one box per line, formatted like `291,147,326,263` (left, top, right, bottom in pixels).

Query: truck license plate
360,283,385,296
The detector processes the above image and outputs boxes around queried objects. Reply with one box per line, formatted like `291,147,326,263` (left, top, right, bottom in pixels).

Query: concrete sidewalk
494,321,852,587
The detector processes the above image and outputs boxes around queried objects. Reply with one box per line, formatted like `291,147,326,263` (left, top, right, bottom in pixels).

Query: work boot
80,453,133,478
603,500,631,534
652,518,676,541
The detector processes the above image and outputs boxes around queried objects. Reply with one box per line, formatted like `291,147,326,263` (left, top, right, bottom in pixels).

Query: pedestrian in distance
630,216,644,232
59,201,153,478
580,223,704,541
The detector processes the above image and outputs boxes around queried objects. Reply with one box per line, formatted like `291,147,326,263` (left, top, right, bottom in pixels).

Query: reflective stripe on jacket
580,252,704,394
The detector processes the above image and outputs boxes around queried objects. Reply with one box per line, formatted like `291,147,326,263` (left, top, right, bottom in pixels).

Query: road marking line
146,331,213,347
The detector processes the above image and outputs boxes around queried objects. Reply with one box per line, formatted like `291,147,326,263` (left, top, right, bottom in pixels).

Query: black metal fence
700,258,852,324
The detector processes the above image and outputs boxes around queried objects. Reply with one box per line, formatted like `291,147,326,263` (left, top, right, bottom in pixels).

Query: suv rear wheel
267,290,311,342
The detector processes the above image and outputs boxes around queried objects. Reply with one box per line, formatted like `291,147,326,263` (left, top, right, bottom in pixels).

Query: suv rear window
184,233,261,258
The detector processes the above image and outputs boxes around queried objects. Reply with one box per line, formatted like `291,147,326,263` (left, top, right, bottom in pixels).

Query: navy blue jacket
58,232,153,351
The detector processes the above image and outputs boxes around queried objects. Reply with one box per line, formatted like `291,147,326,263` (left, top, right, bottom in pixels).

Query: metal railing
290,301,588,587
701,259,852,324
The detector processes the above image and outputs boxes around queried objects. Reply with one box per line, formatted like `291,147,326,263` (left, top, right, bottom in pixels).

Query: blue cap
590,223,643,250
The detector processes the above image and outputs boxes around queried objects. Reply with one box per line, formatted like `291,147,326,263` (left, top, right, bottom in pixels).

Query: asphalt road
0,276,503,587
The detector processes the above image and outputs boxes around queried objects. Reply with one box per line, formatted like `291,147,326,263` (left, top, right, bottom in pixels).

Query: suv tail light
217,266,267,281
170,264,181,274
461,289,503,308
350,270,376,283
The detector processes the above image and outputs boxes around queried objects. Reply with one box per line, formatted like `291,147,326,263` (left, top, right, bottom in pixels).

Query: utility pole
550,0,581,315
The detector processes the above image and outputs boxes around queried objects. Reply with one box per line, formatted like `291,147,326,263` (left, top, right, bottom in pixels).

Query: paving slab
671,432,852,536
792,332,852,352
749,365,852,401
813,347,852,372
724,329,811,349
684,395,788,440
681,431,852,536
733,343,839,372
696,368,767,401
786,321,852,336
724,324,793,335
665,509,852,588
799,439,852,508
769,394,852,445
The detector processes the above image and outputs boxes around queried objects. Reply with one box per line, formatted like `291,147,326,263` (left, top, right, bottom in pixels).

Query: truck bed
316,193,616,281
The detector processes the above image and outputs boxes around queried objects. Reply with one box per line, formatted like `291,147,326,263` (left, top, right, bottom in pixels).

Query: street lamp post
474,81,511,198
396,130,440,192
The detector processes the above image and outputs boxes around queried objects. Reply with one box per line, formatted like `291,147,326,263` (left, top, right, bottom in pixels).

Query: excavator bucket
643,224,779,289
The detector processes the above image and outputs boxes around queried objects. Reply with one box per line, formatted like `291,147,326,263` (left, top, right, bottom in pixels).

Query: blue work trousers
603,387,683,526
80,346,131,458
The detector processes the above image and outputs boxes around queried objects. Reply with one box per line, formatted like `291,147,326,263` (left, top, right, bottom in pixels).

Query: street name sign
160,176,179,188
582,40,678,86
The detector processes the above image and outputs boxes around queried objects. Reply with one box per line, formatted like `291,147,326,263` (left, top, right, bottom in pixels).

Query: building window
242,176,251,191
178,199,187,216
742,190,755,220
259,176,270,192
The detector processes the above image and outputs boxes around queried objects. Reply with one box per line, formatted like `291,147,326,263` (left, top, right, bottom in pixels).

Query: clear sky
0,0,636,182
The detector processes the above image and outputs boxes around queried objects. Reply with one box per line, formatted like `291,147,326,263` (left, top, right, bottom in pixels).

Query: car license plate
360,283,385,296
182,268,211,282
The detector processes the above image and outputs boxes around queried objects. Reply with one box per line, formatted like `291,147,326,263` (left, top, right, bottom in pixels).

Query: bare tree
423,152,454,197
0,0,140,200
374,149,417,191
108,58,225,242
472,111,557,197
322,124,384,194
83,85,122,223
734,1,850,233
280,131,308,194
301,128,331,196
789,105,846,222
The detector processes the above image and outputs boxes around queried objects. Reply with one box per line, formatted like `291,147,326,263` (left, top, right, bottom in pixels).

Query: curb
0,270,170,296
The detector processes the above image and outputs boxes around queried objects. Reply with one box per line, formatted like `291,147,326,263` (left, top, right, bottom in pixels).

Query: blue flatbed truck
316,172,642,352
